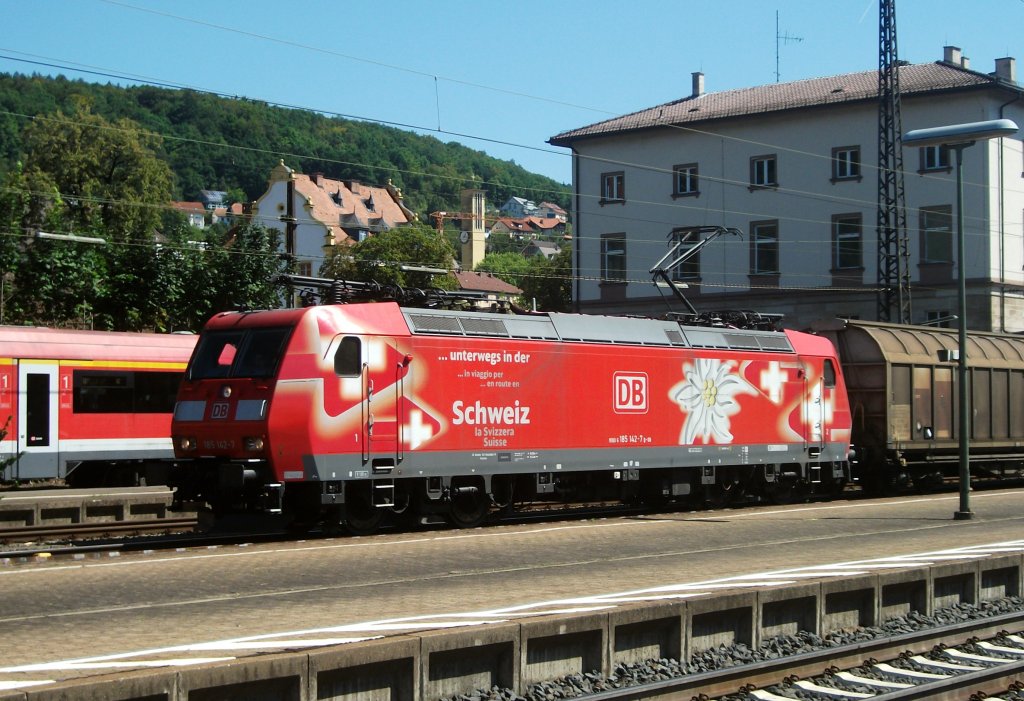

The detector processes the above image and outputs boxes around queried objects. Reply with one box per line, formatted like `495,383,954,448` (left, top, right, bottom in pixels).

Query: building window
920,205,953,263
832,214,863,270
750,221,779,274
750,155,778,188
831,146,861,181
601,172,625,203
926,310,952,328
920,145,950,172
601,233,627,282
672,163,699,197
668,228,701,280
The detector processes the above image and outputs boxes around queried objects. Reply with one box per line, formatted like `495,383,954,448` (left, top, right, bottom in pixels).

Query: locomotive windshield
187,327,292,380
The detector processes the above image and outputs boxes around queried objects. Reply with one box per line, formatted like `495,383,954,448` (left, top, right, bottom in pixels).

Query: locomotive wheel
344,490,383,536
763,478,802,505
702,482,737,509
447,488,490,528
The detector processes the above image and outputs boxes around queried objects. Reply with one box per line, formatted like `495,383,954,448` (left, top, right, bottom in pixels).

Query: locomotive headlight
244,436,265,452
221,386,232,398
178,436,197,451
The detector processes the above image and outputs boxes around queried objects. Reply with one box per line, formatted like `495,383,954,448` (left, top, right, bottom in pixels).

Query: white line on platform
0,681,54,690
4,536,1024,680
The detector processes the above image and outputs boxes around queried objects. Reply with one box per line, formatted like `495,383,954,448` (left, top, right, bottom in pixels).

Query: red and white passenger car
0,327,196,485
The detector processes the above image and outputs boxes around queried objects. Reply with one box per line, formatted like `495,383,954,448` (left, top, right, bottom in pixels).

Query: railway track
551,609,1024,701
0,516,198,546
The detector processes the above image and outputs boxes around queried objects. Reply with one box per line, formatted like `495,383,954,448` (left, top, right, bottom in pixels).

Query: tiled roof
526,217,564,231
538,201,567,214
550,62,1012,144
171,201,205,213
293,175,411,245
454,270,523,294
495,217,536,232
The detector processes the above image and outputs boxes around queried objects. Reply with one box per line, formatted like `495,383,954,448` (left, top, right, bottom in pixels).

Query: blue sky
1,0,1021,184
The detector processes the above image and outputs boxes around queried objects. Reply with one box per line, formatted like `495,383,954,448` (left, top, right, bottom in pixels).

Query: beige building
550,47,1024,332
251,161,416,278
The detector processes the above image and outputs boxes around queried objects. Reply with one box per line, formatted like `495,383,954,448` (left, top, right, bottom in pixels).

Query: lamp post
903,119,1018,520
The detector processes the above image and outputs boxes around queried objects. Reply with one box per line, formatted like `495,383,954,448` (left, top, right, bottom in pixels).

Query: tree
21,102,174,242
520,244,572,312
207,222,291,315
0,163,107,326
5,103,179,329
320,221,457,291
139,221,289,333
475,252,531,292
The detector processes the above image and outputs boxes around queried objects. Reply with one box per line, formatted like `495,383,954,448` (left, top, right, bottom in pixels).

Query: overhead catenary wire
0,9,1019,295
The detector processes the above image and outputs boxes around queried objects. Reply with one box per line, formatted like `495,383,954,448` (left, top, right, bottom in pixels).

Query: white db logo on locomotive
211,402,230,419
614,372,648,414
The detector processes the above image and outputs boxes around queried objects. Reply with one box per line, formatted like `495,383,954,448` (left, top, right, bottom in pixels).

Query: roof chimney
691,72,705,98
943,46,962,65
961,56,970,70
995,57,1017,83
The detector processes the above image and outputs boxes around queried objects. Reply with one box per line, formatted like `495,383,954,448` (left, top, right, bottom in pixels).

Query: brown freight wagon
812,319,1024,491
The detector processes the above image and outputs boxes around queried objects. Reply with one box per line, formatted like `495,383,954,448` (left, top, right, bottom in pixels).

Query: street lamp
903,118,1018,520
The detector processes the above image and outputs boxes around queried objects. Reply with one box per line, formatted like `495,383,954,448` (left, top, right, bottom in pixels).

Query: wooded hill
0,73,570,216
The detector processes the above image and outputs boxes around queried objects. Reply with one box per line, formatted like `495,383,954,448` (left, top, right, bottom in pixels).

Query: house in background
251,161,416,278
499,196,538,218
536,201,568,222
170,201,206,229
199,190,228,210
525,216,567,238
490,217,537,240
211,202,244,227
522,240,561,260
454,270,523,305
550,46,1024,332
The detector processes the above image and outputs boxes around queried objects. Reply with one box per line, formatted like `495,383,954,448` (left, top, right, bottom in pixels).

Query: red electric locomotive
170,301,853,532
0,326,196,485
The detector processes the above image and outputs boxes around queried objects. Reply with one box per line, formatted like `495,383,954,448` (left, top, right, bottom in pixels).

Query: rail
573,609,1024,701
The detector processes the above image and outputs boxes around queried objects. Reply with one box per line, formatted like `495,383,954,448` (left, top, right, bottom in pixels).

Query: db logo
211,402,230,420
613,372,648,414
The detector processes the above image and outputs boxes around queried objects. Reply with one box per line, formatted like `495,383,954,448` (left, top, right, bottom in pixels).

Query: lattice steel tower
876,0,911,323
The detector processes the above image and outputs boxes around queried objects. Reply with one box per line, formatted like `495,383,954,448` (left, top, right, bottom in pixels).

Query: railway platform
1,489,1023,700
0,486,181,530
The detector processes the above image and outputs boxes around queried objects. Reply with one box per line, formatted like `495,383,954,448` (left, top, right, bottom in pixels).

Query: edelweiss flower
670,358,754,444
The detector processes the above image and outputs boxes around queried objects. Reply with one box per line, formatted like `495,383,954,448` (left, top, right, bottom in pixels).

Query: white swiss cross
759,361,788,404
403,409,435,450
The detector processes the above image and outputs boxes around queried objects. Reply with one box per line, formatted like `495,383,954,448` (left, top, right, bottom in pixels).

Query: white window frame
832,147,861,180
751,155,778,187
751,221,779,274
601,233,627,282
832,214,862,270
601,172,625,202
673,163,699,196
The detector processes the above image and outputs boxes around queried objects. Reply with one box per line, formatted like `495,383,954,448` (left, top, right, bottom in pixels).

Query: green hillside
0,73,570,215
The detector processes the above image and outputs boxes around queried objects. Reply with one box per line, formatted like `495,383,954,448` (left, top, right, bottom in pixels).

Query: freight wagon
812,319,1024,491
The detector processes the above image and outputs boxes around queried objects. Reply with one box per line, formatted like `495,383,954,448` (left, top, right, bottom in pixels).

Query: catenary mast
876,0,911,323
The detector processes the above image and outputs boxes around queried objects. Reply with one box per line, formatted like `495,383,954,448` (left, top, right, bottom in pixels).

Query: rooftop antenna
775,10,804,82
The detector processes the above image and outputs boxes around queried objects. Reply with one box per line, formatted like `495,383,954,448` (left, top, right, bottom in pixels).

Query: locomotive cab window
188,327,291,380
232,328,290,378
823,359,836,388
334,336,362,377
